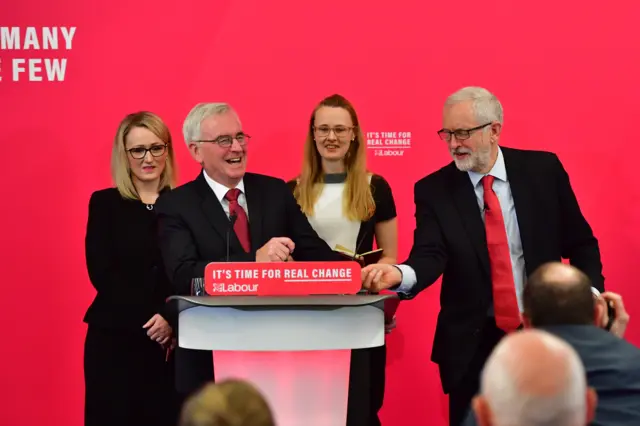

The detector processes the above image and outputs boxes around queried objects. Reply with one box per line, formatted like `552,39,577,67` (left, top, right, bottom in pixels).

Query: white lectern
169,294,394,426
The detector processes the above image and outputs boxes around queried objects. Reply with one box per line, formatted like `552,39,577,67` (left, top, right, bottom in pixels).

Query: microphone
483,203,489,212
191,277,205,296
226,212,238,262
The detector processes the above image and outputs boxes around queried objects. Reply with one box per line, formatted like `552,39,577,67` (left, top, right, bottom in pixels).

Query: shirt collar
202,169,245,202
467,147,507,187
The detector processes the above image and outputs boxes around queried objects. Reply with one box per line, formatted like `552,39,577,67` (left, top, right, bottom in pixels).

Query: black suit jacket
462,325,640,426
155,171,341,393
401,147,604,393
84,188,173,330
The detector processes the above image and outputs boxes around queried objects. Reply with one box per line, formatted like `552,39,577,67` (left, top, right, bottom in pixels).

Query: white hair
444,86,504,125
182,102,237,146
481,330,587,426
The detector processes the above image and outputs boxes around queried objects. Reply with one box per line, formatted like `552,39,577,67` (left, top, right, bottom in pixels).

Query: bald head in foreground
473,329,597,426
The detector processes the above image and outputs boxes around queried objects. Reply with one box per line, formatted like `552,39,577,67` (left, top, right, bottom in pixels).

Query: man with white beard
361,86,603,425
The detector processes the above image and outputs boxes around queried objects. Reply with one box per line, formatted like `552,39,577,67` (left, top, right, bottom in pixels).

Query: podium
169,293,395,426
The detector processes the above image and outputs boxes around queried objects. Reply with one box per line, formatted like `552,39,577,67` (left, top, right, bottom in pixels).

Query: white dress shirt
202,169,250,220
395,147,527,311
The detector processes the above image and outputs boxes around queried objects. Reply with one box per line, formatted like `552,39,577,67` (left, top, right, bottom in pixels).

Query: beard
451,145,492,172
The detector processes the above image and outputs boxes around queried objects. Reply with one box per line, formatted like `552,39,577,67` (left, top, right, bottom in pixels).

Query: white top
306,175,372,253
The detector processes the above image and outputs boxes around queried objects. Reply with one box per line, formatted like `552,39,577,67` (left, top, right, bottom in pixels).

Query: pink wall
1,1,639,424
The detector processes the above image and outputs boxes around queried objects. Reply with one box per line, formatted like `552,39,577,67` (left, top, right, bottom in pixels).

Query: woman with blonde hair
288,94,398,426
83,111,179,426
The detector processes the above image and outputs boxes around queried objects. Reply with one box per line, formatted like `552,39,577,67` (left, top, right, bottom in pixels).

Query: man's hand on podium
361,263,402,292
256,237,295,262
143,313,172,346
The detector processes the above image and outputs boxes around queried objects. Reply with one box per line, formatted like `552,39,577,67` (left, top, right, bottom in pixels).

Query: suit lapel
502,148,535,274
194,173,244,253
449,166,491,277
242,173,264,251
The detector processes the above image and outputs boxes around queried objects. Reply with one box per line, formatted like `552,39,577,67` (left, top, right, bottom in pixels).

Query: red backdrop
1,1,639,425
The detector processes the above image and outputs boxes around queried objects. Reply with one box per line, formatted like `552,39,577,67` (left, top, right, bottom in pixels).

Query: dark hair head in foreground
523,262,595,327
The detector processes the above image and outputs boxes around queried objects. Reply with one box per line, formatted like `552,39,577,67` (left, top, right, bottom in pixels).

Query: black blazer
463,325,640,426
155,171,341,393
83,188,173,330
401,147,604,392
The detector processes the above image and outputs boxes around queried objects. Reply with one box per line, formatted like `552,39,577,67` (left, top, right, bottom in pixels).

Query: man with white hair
361,86,604,424
155,102,342,398
473,329,597,426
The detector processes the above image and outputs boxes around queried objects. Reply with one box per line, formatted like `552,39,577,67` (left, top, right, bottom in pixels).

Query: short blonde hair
180,379,275,426
110,111,177,200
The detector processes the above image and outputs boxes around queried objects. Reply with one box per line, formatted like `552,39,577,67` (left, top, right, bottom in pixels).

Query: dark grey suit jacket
462,325,640,426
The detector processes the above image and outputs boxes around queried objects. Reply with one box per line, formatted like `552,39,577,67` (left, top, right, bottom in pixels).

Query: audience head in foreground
179,379,275,426
473,329,597,426
522,262,628,337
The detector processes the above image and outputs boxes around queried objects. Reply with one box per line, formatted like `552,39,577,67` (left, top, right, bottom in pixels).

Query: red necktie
482,175,520,332
225,188,251,253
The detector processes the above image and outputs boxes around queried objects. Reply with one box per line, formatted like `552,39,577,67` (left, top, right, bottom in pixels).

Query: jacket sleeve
84,191,133,295
554,155,605,291
400,180,448,298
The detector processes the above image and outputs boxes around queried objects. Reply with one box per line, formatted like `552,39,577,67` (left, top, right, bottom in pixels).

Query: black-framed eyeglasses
194,133,251,148
127,144,168,159
313,125,355,138
437,123,491,142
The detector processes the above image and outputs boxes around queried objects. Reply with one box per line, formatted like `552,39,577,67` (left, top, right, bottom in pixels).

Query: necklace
146,204,154,211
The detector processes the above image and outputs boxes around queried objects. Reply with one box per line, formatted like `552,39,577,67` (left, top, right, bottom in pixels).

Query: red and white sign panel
204,261,362,296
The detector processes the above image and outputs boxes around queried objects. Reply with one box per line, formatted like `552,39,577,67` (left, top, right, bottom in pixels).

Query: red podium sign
204,261,362,296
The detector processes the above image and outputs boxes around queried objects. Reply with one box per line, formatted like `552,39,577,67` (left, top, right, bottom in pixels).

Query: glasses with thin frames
437,123,491,142
127,144,168,159
194,133,251,148
313,125,354,139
